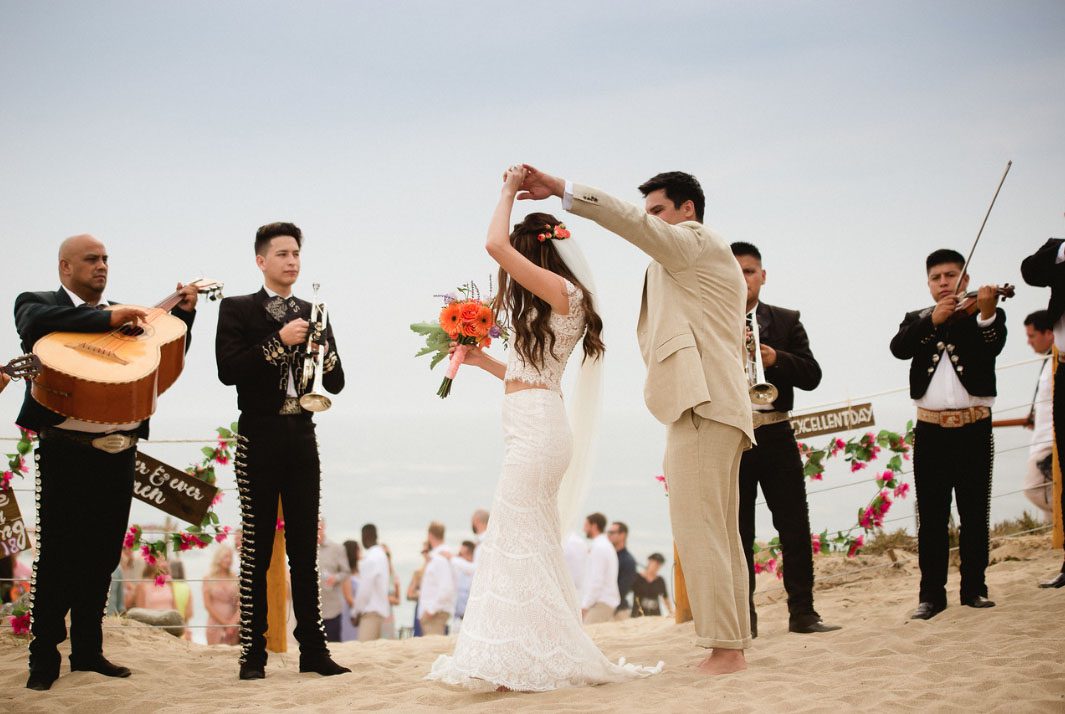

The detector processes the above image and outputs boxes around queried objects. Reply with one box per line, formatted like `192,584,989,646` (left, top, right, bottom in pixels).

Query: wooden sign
0,489,30,557
133,451,219,525
790,403,876,439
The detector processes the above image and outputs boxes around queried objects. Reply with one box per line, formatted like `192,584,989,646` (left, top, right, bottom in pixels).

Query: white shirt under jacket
1031,358,1053,459
581,534,620,610
914,313,996,411
418,545,456,617
353,544,391,619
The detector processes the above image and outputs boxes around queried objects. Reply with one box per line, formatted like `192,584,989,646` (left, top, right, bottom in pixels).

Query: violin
945,283,1014,323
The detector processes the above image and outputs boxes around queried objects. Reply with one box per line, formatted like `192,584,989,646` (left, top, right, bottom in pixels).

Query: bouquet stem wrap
438,342,470,398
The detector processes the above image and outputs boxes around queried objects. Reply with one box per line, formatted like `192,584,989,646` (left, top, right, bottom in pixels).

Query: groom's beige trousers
666,410,752,649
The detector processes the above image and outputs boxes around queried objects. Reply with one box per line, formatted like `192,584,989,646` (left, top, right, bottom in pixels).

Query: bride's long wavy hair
492,212,605,369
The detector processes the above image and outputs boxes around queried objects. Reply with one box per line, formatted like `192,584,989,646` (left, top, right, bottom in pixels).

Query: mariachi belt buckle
91,433,136,453
941,413,963,428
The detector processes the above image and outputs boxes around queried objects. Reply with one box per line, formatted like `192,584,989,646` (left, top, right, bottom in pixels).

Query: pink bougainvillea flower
810,472,824,481
894,482,910,498
0,471,11,491
10,612,31,635
835,438,846,449
850,461,867,473
212,491,224,506
847,534,865,558
766,558,777,572
215,525,232,543
811,534,822,555
655,474,669,495
753,562,764,574
276,518,285,531
123,527,138,549
154,574,171,587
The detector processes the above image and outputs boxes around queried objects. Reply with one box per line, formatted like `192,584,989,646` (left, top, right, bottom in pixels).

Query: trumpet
299,283,332,412
746,314,779,406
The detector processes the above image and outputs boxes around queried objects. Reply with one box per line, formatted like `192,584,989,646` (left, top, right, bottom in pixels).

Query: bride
427,166,661,692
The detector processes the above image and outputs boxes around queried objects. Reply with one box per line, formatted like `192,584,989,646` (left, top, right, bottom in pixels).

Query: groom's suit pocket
646,331,711,425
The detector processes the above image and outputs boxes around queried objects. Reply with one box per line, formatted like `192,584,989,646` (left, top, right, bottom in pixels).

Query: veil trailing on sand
553,236,604,537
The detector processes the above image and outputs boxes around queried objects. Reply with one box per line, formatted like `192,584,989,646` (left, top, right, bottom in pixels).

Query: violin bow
955,160,1012,295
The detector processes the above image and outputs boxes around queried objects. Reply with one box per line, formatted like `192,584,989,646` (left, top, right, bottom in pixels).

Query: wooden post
673,542,693,624
265,499,287,653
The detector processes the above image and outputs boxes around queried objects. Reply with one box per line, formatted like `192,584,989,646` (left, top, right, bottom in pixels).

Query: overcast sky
2,0,1063,445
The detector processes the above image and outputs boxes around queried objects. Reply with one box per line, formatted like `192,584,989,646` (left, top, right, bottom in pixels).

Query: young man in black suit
1021,237,1065,588
214,222,349,679
14,234,197,690
890,249,1005,619
731,242,839,636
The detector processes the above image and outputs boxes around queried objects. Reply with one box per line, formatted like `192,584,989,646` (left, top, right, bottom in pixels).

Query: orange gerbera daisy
461,320,482,338
439,302,463,337
459,300,481,322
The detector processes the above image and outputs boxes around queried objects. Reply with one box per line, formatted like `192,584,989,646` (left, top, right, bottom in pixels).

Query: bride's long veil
554,237,603,538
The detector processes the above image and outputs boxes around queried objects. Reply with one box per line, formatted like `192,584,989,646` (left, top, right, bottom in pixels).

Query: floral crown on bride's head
536,223,572,243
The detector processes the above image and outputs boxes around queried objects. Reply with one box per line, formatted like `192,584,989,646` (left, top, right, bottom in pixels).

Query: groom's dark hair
638,172,705,222
361,523,378,548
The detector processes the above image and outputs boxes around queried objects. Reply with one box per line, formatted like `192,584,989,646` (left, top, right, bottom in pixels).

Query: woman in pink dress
203,546,240,645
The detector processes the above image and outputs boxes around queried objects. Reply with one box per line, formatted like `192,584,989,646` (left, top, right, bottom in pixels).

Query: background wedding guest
418,522,456,636
317,519,350,643
607,521,636,620
632,553,673,618
451,541,476,633
127,561,176,612
382,544,402,639
354,523,391,642
107,547,140,616
450,509,489,581
169,561,194,641
1021,310,1055,522
204,546,240,645
581,513,620,624
339,540,360,642
407,542,430,637
564,532,588,592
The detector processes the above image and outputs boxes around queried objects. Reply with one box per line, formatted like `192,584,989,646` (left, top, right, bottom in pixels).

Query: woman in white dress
427,166,661,692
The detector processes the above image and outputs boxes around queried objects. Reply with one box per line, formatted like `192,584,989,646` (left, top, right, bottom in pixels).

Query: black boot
26,648,61,691
299,653,351,676
69,654,131,678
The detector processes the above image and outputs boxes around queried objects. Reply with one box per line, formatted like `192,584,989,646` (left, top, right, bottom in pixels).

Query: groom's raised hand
517,164,565,201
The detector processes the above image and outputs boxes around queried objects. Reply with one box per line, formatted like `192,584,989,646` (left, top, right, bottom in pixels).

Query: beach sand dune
3,537,1063,712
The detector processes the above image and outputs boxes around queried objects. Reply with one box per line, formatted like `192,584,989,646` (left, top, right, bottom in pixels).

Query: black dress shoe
70,655,131,678
299,654,351,676
789,616,842,634
26,668,60,691
910,602,946,620
961,596,996,608
239,662,266,680
1039,572,1065,589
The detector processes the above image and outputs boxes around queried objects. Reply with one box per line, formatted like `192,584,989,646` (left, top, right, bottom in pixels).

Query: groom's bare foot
496,685,512,692
696,648,747,675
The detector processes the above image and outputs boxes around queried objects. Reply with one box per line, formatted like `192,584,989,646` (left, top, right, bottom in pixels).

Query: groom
519,166,754,674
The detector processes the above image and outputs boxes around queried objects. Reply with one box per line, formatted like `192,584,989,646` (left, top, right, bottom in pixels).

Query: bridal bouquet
410,281,505,398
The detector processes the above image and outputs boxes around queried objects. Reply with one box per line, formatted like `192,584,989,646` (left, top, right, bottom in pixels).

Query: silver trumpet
299,283,332,412
746,314,779,406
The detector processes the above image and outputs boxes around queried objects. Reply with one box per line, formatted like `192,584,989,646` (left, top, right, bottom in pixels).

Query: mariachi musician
14,234,197,690
731,242,839,637
214,222,348,679
1021,237,1065,588
890,248,1005,619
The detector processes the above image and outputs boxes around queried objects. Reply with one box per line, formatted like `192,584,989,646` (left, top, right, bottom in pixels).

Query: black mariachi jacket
1021,238,1065,322
215,288,344,416
889,306,1006,400
753,302,822,412
13,286,196,436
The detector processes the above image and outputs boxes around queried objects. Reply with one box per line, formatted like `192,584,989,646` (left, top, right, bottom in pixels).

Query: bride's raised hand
501,165,526,196
517,164,565,201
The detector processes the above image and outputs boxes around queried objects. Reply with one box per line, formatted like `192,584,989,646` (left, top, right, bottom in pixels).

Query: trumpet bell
299,393,332,412
750,383,779,406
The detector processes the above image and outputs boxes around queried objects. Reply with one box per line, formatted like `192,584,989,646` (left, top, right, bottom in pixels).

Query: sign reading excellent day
789,403,876,439
0,489,30,557
132,451,219,525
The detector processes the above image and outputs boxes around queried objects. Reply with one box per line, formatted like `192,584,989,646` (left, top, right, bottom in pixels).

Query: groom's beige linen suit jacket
568,184,754,443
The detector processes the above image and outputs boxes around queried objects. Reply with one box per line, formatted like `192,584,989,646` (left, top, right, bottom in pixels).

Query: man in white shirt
1021,311,1055,521
353,523,391,641
580,513,620,624
418,522,456,636
449,508,488,581
890,249,1005,619
317,519,350,643
563,532,589,592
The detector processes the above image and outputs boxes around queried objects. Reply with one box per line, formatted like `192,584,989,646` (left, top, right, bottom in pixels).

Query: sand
2,536,1063,713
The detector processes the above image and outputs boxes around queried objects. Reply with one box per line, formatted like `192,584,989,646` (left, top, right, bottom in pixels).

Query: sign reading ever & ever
132,451,219,525
0,489,30,557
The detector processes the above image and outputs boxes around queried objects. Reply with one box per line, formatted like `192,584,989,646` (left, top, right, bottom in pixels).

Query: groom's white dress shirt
419,544,457,617
581,534,620,610
353,544,391,619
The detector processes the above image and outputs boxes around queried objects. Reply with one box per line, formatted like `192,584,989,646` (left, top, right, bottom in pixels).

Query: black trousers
234,413,327,665
912,417,993,606
29,431,136,666
1054,367,1065,572
739,421,817,627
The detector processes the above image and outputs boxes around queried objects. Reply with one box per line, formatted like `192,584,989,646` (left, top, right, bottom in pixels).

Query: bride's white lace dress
427,281,662,691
